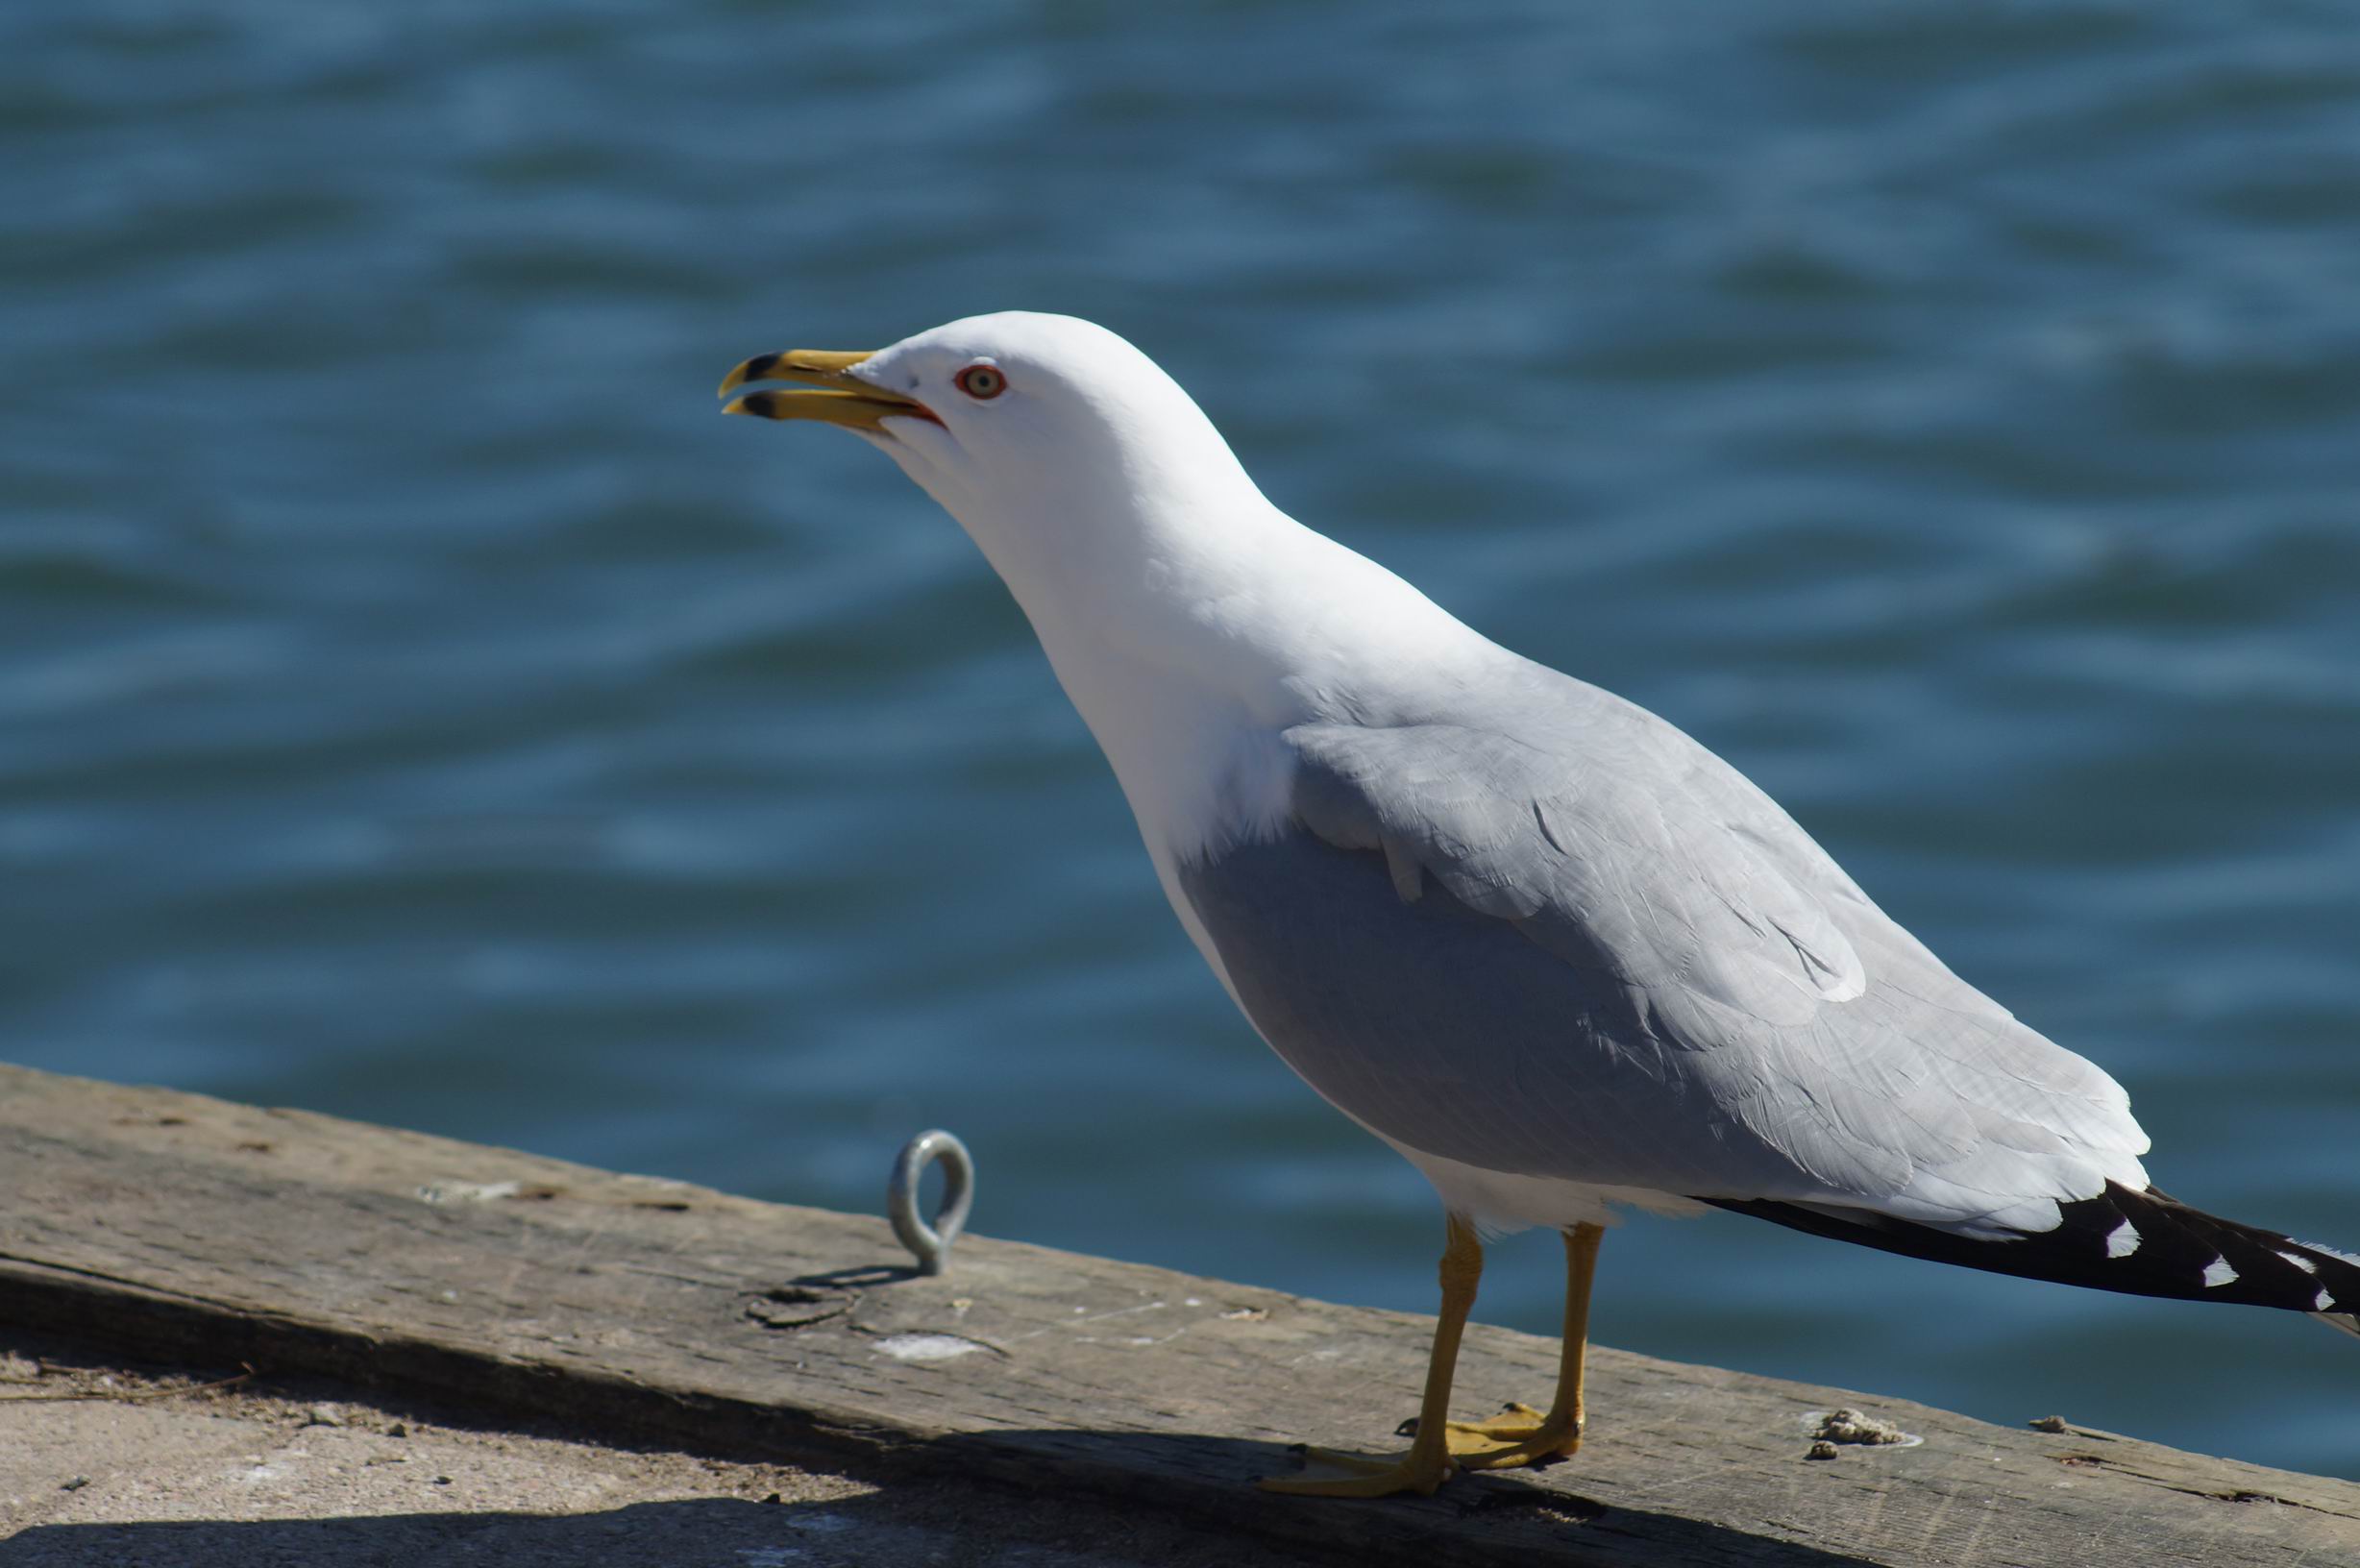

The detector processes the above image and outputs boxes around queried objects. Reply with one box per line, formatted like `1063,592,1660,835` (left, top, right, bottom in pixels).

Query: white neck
882,432,1492,866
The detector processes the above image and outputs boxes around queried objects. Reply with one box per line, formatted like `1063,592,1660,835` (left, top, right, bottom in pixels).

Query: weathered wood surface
1,1065,2351,1568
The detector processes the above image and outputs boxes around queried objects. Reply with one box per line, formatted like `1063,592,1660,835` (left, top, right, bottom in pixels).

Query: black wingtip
1707,1183,2360,1323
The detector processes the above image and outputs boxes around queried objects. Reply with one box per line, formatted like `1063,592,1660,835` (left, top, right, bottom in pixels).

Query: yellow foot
1258,1444,1456,1498
1432,1401,1584,1469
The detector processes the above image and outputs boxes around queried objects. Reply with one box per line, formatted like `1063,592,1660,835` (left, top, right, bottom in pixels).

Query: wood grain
1,1065,2351,1566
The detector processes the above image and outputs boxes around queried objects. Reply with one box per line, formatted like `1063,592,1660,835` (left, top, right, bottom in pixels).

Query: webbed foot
1436,1400,1582,1468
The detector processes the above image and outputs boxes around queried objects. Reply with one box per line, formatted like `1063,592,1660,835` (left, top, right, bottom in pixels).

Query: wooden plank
0,1064,2351,1567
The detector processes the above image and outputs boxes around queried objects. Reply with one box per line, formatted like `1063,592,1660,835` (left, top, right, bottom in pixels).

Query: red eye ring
955,363,1006,400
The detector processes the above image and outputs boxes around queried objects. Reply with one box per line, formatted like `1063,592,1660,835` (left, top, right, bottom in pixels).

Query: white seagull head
721,310,1481,860
720,312,1272,598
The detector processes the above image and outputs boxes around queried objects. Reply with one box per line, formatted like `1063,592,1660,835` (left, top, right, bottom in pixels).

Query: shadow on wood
924,1429,1891,1568
1,1458,1885,1568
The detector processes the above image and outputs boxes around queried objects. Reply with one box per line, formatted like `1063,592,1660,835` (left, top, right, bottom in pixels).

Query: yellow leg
1444,1222,1602,1469
1260,1213,1485,1498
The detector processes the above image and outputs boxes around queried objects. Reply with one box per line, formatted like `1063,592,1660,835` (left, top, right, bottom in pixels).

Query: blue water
4,2,2357,1480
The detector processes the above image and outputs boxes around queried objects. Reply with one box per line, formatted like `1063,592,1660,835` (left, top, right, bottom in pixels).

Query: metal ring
887,1129,974,1276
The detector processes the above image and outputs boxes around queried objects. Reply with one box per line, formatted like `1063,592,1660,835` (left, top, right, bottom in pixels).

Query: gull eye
954,363,1006,400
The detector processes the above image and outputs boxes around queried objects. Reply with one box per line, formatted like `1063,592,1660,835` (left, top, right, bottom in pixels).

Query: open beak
718,349,939,429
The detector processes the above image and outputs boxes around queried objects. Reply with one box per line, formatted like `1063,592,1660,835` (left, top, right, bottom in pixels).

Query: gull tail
1708,1183,2360,1337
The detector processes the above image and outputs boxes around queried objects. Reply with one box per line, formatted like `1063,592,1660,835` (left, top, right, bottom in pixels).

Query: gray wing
1180,663,2149,1235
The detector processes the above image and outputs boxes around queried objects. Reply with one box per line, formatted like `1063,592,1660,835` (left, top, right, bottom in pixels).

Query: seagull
721,311,2359,1498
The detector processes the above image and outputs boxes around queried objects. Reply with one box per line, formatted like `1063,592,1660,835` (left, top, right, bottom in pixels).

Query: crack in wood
745,1286,858,1332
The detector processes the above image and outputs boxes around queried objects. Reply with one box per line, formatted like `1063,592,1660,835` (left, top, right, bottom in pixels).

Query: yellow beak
718,349,937,429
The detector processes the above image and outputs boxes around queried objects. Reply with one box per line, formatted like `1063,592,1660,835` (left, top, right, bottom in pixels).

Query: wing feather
1236,664,2150,1233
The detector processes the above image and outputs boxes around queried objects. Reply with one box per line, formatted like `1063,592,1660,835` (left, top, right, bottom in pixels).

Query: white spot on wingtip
2293,1237,2360,1268
2104,1220,2139,1259
2201,1257,2239,1288
2318,1288,2336,1311
2279,1250,2319,1274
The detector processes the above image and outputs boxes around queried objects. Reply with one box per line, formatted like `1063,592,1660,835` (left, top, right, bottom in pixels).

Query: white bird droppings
2103,1220,2139,1259
1801,1409,1924,1449
2201,1257,2239,1288
415,1180,521,1205
874,1333,986,1362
